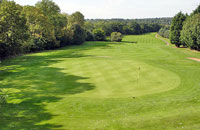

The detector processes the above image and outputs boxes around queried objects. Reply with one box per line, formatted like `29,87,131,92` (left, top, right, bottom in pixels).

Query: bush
93,29,106,41
180,14,200,50
85,30,94,41
111,32,123,42
23,36,47,52
158,26,170,38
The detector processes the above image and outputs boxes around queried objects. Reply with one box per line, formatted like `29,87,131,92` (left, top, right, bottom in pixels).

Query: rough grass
0,33,200,130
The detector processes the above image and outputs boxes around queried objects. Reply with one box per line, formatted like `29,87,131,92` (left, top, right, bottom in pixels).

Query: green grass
0,33,200,130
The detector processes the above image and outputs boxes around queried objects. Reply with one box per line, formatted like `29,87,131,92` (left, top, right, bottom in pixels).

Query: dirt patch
155,34,170,46
187,57,200,62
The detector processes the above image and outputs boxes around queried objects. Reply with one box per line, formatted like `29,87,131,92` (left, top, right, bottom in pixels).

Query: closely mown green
0,33,200,130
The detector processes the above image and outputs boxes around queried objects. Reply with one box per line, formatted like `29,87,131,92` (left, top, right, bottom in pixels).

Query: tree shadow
0,42,110,130
121,41,138,44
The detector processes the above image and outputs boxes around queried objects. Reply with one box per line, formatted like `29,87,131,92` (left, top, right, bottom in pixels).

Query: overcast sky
14,0,199,19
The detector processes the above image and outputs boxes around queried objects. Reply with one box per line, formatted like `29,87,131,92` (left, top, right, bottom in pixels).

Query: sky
14,0,199,19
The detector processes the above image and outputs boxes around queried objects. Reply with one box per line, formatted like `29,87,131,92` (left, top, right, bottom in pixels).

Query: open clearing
0,33,200,130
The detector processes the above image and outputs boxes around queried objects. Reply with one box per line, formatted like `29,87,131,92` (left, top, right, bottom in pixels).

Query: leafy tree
170,12,186,47
69,24,86,45
85,21,95,32
35,0,65,48
127,22,141,34
180,14,200,50
192,4,200,15
35,0,60,16
111,32,123,42
22,6,57,51
52,13,68,42
85,30,94,41
93,29,106,41
68,11,84,27
0,1,27,57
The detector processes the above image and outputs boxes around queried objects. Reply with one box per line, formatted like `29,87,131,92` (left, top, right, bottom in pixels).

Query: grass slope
0,33,200,130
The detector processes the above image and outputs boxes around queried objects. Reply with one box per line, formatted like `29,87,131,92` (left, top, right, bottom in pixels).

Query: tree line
87,18,172,25
169,5,200,50
85,20,162,37
0,0,86,59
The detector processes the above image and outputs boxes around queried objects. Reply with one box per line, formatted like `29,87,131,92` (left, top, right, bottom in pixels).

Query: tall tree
170,12,186,47
35,0,66,48
22,6,57,51
180,14,200,50
0,1,27,57
35,0,60,16
192,4,200,15
68,11,84,27
69,24,86,45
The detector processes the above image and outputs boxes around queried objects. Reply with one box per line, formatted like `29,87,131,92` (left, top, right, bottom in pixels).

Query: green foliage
0,0,86,58
35,0,66,48
85,20,161,36
111,32,123,42
23,6,58,51
68,11,84,27
35,0,60,16
93,29,106,41
102,22,124,36
170,12,186,47
180,14,200,50
69,24,86,45
158,26,170,38
192,4,200,15
0,0,27,57
127,22,141,34
85,30,94,41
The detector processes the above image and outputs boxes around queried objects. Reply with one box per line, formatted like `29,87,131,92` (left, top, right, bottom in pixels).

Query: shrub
180,14,200,50
158,26,170,38
93,29,106,41
111,32,123,42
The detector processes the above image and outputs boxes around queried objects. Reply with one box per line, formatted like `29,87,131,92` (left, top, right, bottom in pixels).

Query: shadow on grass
0,42,110,130
121,41,138,44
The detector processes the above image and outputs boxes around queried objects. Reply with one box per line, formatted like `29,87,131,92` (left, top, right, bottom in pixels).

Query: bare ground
187,57,200,62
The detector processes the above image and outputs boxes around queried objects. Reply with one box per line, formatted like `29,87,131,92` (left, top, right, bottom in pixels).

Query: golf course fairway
0,33,200,130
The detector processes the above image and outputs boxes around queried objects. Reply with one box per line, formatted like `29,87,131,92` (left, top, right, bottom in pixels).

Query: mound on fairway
0,33,200,130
